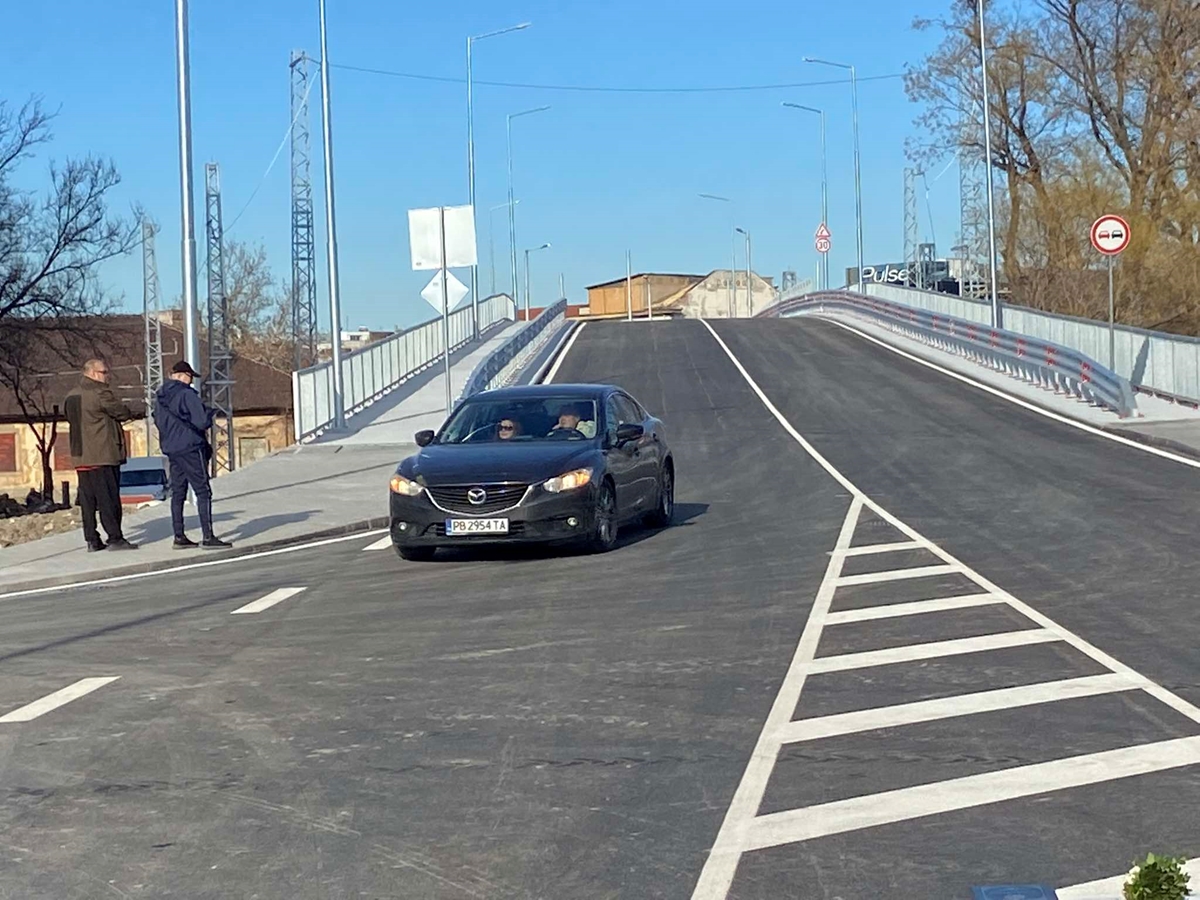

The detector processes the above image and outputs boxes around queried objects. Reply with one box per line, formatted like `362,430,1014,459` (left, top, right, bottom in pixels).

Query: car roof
470,383,618,402
122,456,167,470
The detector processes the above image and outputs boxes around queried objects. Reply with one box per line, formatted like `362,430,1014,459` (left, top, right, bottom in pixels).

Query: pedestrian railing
458,299,570,402
291,294,516,442
759,290,1140,419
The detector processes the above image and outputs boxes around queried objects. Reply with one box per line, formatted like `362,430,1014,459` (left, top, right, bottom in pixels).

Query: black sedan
387,383,675,560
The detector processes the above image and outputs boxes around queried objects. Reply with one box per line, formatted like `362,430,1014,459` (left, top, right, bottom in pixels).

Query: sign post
815,223,832,258
1090,214,1130,371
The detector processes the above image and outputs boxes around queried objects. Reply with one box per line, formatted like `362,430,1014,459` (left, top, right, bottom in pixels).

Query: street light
488,199,519,296
507,105,550,312
467,22,530,338
975,0,1002,328
318,0,346,429
699,193,737,317
782,102,828,291
803,57,862,293
735,227,752,316
524,243,551,322
173,0,200,371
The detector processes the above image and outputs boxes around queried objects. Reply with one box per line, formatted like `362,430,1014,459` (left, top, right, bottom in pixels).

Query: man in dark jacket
153,361,232,550
64,358,138,552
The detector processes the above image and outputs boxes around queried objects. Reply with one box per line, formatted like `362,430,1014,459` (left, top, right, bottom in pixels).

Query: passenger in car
497,418,521,440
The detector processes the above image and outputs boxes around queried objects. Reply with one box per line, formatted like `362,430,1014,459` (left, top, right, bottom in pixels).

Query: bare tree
212,239,294,371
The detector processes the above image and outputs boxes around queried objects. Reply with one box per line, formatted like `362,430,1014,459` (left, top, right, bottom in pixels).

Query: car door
611,392,656,513
603,393,641,519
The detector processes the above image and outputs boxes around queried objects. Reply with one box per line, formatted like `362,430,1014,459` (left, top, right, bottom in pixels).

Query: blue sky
3,0,961,333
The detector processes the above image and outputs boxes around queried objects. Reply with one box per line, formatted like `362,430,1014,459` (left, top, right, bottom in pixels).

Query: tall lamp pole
976,0,1002,328
699,193,737,317
523,243,551,322
174,0,200,370
803,57,862,291
736,227,752,316
467,23,530,339
782,102,828,290
318,0,346,429
506,106,550,313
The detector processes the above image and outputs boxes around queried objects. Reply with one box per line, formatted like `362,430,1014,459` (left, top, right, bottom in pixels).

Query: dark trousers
78,466,123,546
168,450,214,540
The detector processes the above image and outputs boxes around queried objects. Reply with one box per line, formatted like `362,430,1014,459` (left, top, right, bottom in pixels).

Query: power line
330,63,903,94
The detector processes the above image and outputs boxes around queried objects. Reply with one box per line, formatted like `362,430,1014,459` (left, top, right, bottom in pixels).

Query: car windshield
438,396,600,443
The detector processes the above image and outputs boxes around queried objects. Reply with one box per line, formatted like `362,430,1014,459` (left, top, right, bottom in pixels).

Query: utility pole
142,219,163,455
977,0,1002,328
174,0,200,370
204,164,235,475
290,50,318,371
318,0,346,428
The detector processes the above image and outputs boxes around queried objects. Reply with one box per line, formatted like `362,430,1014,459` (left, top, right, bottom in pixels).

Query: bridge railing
760,290,1140,418
292,293,516,442
458,298,570,402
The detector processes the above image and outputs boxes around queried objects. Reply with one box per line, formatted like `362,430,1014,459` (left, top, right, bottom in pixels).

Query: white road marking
824,593,1003,624
743,736,1200,850
542,321,588,383
231,587,307,615
841,540,924,557
0,529,387,601
774,673,1137,744
835,563,960,587
691,320,1200,899
363,536,393,551
820,316,1200,472
0,677,120,723
1058,858,1200,899
808,629,1058,674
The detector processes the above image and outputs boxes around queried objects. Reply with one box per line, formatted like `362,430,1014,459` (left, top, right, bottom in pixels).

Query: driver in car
549,404,596,438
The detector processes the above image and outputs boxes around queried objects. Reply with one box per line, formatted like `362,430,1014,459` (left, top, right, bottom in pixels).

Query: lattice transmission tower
204,163,235,475
290,50,318,370
142,218,164,455
957,82,989,300
904,167,920,287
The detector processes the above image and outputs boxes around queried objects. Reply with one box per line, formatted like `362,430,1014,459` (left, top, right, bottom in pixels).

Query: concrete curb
1099,425,1200,462
0,516,391,596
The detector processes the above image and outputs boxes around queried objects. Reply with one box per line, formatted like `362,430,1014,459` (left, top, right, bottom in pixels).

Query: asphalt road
0,317,1197,899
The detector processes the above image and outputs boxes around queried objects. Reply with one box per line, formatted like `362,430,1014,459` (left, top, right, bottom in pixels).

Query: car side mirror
415,429,435,447
615,423,644,445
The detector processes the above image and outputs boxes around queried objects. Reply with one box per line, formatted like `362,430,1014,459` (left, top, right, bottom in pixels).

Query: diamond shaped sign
421,270,469,315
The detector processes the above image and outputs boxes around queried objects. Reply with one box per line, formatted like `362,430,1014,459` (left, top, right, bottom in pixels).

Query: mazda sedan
388,384,675,560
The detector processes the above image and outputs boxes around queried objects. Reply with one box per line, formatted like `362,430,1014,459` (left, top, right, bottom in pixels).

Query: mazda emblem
467,487,488,505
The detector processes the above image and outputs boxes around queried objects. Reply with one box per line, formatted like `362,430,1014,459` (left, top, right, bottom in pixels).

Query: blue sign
972,886,1059,900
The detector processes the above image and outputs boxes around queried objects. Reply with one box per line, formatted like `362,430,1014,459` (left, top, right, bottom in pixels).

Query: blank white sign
408,205,478,271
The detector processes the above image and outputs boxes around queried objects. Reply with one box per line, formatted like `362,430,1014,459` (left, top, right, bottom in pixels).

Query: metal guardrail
291,293,515,442
458,299,569,401
761,290,1140,418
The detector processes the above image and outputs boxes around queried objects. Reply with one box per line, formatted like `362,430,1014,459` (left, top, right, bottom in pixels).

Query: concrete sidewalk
0,324,519,594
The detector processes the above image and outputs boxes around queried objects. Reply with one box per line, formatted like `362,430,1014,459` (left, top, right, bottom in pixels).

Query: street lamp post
699,193,737,317
507,106,550,313
488,200,518,297
803,57,862,292
736,227,752,316
523,243,551,322
318,0,346,429
976,0,1002,328
467,23,530,339
174,0,200,370
782,102,828,290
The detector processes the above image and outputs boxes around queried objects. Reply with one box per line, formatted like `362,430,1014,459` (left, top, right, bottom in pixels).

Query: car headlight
543,467,593,493
389,473,423,496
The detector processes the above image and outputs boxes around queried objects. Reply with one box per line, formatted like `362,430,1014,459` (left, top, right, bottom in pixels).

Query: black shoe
106,538,139,551
201,537,232,550
173,536,199,550
86,541,106,553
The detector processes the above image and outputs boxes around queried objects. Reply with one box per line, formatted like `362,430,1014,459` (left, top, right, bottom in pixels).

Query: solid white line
542,321,587,383
0,677,121,723
1058,858,1200,900
819,316,1200,472
842,540,924,557
835,563,959,587
0,529,387,601
744,735,1200,850
825,593,1003,624
363,536,393,551
688,497,863,900
774,673,1137,744
231,587,307,615
809,629,1058,674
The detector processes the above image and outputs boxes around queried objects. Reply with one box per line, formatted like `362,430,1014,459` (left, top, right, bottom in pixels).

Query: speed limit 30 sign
1091,215,1130,256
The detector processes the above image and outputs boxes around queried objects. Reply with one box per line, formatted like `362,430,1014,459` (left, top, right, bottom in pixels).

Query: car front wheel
586,481,618,553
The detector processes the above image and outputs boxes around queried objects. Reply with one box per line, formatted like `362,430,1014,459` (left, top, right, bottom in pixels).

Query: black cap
172,360,200,378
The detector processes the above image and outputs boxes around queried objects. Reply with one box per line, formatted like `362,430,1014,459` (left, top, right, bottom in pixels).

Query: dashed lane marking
690,320,1200,900
363,536,393,551
0,677,121,723
231,587,307,615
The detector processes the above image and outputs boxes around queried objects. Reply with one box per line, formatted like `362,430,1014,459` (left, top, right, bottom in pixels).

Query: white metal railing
291,294,515,442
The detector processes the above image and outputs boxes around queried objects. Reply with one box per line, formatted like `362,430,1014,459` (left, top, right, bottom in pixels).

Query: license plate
446,518,509,535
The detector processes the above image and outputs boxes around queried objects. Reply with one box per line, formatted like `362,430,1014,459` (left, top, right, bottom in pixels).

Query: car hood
402,441,599,485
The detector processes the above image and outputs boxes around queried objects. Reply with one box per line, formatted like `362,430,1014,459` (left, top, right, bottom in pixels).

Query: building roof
585,273,704,291
653,269,778,310
0,314,293,423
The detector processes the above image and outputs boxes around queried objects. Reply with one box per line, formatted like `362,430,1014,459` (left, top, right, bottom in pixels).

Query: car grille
425,483,528,515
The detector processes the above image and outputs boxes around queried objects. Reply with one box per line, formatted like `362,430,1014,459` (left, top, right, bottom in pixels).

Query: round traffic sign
1090,214,1130,256
815,236,831,254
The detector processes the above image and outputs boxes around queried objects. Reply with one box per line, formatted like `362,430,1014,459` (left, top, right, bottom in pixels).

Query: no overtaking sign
1090,214,1130,256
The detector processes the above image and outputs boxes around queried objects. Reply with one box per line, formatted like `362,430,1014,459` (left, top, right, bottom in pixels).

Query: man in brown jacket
63,358,138,552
